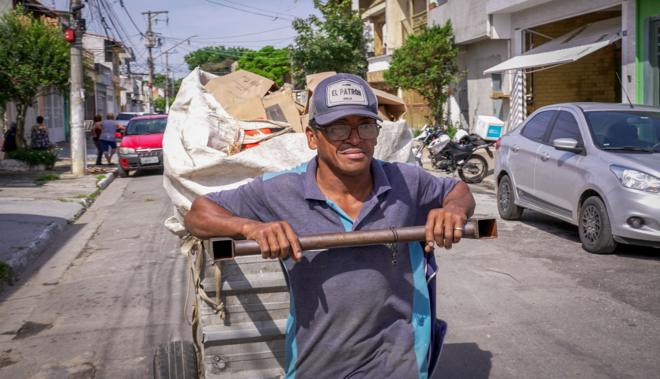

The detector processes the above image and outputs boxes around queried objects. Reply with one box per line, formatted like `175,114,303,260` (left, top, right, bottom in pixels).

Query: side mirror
553,138,584,154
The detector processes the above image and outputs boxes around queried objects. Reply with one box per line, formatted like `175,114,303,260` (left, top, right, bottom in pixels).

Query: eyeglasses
314,122,381,141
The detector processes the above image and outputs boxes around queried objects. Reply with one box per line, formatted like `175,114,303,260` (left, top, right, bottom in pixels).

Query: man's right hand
242,221,302,261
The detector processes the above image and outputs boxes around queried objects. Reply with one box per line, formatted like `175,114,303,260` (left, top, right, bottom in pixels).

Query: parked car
116,115,167,177
495,103,660,254
114,112,149,143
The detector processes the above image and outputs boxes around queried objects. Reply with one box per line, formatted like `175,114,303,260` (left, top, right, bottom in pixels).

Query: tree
385,22,459,127
153,96,166,113
290,0,367,87
184,46,250,71
238,46,290,86
0,6,69,148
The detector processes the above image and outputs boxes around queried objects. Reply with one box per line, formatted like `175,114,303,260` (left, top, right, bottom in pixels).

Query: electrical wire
118,0,144,37
220,0,298,18
203,0,293,21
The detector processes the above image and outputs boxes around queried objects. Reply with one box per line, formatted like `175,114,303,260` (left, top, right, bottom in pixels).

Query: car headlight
119,147,135,154
610,165,660,193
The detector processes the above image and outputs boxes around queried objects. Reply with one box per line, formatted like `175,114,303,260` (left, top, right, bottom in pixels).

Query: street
1,171,658,378
434,188,660,378
0,172,191,378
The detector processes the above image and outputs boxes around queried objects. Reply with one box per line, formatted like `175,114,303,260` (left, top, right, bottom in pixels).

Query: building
354,0,430,127
1,0,69,144
82,33,141,119
429,0,659,132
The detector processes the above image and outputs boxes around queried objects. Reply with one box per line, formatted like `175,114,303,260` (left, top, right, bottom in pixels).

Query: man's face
305,115,379,177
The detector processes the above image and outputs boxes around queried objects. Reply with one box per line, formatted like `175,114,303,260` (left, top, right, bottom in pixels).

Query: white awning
484,17,621,74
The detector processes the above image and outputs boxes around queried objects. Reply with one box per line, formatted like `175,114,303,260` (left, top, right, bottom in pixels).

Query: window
521,110,556,142
491,73,503,92
549,111,582,144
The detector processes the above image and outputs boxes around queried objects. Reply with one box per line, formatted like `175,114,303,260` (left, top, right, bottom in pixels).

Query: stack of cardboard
204,70,407,136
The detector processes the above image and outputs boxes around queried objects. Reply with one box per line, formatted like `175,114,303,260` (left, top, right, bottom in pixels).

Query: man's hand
242,221,303,261
424,206,468,252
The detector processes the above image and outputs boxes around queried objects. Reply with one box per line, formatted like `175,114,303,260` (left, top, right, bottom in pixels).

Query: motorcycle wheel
458,154,488,183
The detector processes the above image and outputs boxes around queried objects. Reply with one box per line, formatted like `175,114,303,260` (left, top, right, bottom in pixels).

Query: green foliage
385,22,459,127
238,46,290,86
0,6,70,148
7,148,58,168
291,0,367,87
35,173,59,185
153,96,166,113
0,261,13,284
184,46,250,71
153,74,167,89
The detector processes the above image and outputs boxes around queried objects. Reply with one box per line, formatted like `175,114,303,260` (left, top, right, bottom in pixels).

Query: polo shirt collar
302,157,392,201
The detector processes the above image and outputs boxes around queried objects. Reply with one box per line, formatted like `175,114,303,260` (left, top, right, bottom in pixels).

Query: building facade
354,0,430,128
1,0,69,144
429,0,659,132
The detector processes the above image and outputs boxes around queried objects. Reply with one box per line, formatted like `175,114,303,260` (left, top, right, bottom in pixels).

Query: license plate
140,156,159,165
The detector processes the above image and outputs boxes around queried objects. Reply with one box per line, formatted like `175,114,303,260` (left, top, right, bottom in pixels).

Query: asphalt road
433,186,660,378
1,172,658,378
0,172,190,378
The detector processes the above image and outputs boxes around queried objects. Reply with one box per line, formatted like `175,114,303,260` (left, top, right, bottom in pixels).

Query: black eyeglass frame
310,121,382,141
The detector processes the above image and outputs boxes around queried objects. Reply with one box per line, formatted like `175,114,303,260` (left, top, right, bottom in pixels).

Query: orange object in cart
242,128,272,149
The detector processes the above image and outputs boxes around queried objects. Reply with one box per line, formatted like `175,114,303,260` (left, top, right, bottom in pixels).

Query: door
508,110,557,198
534,110,587,220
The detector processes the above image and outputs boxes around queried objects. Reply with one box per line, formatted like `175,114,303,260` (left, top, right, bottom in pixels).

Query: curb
1,168,118,292
97,169,117,190
5,221,64,282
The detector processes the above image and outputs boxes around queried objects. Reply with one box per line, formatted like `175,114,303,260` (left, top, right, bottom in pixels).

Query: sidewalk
0,138,117,290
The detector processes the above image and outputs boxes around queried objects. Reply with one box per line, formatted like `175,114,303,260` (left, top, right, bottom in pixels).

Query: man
98,113,117,165
185,73,475,378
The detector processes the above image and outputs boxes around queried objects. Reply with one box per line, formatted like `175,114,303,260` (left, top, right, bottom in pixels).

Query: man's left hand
424,206,468,252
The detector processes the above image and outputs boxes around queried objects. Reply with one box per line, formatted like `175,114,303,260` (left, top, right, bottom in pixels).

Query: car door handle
512,145,520,152
540,152,550,161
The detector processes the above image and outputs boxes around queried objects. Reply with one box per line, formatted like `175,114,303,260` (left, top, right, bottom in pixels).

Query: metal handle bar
209,218,497,261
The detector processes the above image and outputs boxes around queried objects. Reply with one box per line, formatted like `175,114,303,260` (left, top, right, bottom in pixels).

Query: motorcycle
414,127,494,184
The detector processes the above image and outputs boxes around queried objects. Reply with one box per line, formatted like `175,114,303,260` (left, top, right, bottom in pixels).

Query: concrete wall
428,0,489,44
462,39,511,126
510,0,620,29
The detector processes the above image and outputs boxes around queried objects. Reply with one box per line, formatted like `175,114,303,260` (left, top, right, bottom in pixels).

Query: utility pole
153,35,195,113
164,51,170,113
142,10,168,113
69,0,86,176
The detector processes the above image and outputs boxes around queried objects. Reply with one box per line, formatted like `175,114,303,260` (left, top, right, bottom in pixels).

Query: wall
428,0,489,44
510,0,620,29
463,39,511,125
636,0,660,103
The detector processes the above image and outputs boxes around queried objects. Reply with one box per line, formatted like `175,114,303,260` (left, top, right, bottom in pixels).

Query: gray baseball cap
308,73,381,126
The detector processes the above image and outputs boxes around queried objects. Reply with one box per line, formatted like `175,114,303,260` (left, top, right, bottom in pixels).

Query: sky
50,0,322,79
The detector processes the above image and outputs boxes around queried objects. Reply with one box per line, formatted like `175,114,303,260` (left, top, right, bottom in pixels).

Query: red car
116,115,167,177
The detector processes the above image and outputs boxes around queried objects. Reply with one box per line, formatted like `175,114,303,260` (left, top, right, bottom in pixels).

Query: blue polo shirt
206,157,458,379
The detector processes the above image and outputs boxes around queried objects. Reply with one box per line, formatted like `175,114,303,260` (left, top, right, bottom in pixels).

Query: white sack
163,68,413,236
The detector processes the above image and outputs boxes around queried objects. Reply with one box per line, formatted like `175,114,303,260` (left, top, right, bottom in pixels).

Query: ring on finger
454,227,462,231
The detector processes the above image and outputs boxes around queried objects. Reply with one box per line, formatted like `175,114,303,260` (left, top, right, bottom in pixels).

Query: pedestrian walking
92,115,103,165
98,113,117,165
30,116,50,150
185,73,476,378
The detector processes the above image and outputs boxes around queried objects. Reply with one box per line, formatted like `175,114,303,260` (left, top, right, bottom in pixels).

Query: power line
160,25,292,41
203,0,293,21
118,0,144,37
220,0,298,18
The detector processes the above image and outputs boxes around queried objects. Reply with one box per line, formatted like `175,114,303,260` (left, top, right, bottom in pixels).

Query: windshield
126,118,167,135
585,110,660,152
116,113,138,121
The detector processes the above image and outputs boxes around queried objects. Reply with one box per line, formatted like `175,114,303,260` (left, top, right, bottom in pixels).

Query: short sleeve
417,169,459,213
205,177,272,222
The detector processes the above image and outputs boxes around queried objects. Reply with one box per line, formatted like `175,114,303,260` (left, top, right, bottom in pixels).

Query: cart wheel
153,340,198,379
